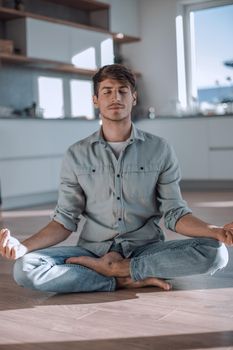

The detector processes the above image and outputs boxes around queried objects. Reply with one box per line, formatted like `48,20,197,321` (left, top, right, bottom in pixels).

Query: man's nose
112,90,121,101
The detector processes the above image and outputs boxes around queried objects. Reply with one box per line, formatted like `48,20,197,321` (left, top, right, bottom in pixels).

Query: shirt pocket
76,166,112,201
123,164,160,201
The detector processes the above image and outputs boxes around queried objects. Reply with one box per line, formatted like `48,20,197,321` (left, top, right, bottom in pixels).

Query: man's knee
200,239,229,275
13,253,40,289
211,242,229,273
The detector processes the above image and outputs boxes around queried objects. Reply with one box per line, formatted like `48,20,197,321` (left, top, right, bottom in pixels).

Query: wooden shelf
0,53,97,76
0,6,25,20
0,6,109,33
112,33,140,44
0,53,141,77
43,0,109,11
0,6,140,43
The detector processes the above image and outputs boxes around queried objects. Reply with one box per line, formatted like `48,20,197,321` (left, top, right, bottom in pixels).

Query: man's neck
101,119,132,142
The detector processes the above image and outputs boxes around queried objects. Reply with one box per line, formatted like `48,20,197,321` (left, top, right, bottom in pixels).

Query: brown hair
92,64,136,96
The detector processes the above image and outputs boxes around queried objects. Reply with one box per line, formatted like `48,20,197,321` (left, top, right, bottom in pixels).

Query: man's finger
0,234,10,255
0,228,8,236
224,223,233,230
5,243,13,259
0,229,10,246
66,257,80,264
10,246,17,260
224,231,233,246
2,232,10,248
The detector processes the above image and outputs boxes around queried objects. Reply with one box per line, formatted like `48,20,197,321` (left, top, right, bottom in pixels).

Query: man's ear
93,95,98,108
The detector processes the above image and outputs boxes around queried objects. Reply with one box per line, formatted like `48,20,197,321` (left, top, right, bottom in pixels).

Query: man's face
93,78,137,122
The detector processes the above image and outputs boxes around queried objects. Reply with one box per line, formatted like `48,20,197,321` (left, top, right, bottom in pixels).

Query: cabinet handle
0,154,63,161
209,146,233,151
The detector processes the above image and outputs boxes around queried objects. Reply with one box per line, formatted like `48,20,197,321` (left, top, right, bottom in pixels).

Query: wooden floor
0,191,233,350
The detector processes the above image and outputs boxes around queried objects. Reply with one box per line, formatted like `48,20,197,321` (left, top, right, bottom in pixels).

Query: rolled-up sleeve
156,141,192,231
51,148,86,232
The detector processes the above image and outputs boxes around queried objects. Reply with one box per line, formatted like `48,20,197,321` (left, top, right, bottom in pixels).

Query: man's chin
102,114,129,122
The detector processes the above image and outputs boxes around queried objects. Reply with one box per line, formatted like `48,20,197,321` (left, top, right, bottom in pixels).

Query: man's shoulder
67,130,99,154
136,126,169,148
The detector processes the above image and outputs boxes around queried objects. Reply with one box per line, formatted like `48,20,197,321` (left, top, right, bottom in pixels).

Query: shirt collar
90,122,145,145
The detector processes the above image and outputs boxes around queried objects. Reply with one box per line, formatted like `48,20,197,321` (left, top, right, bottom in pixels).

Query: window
38,76,64,118
70,80,94,119
177,0,233,115
37,76,94,119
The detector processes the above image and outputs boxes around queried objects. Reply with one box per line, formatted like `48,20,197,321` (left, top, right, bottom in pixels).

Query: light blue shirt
52,123,192,257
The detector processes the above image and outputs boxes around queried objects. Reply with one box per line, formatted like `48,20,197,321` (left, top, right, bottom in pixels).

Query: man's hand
211,225,233,246
222,222,233,245
224,222,233,231
0,228,28,260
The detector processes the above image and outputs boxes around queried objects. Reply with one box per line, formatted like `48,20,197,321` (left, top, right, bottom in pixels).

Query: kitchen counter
1,115,233,209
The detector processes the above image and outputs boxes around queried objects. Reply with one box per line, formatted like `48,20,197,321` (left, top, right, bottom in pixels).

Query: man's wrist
207,225,223,240
21,241,30,253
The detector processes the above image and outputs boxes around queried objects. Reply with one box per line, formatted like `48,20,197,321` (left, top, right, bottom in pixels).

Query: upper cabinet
0,0,140,41
5,17,114,68
0,0,110,30
0,0,140,74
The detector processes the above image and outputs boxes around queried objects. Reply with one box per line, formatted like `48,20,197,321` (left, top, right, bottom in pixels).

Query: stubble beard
101,111,131,123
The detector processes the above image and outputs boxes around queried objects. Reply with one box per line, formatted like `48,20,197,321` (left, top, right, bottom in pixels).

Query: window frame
177,0,233,111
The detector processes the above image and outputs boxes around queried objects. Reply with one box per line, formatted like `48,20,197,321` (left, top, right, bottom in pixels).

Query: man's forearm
22,220,72,253
175,213,220,239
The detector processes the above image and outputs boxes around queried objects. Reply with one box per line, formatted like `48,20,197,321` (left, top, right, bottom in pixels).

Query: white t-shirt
107,141,128,158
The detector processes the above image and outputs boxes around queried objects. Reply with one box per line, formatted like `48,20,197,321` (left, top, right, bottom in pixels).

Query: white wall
121,0,180,116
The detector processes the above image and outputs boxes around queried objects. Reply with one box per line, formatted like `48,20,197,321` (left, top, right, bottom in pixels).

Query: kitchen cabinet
208,119,233,179
0,119,99,209
136,118,209,180
136,117,233,181
6,18,71,63
6,17,113,67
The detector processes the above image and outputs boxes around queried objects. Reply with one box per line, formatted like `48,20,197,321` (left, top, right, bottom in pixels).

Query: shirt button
92,169,96,172
140,166,144,170
117,196,120,200
117,174,120,177
118,218,122,221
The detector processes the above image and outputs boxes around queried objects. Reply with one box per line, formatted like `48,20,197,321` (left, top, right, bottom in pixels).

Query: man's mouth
108,104,124,109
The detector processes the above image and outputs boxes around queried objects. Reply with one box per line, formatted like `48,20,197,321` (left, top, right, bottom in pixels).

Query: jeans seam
130,259,139,281
109,277,117,291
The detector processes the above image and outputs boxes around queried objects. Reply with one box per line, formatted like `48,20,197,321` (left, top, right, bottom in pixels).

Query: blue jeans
13,238,229,293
